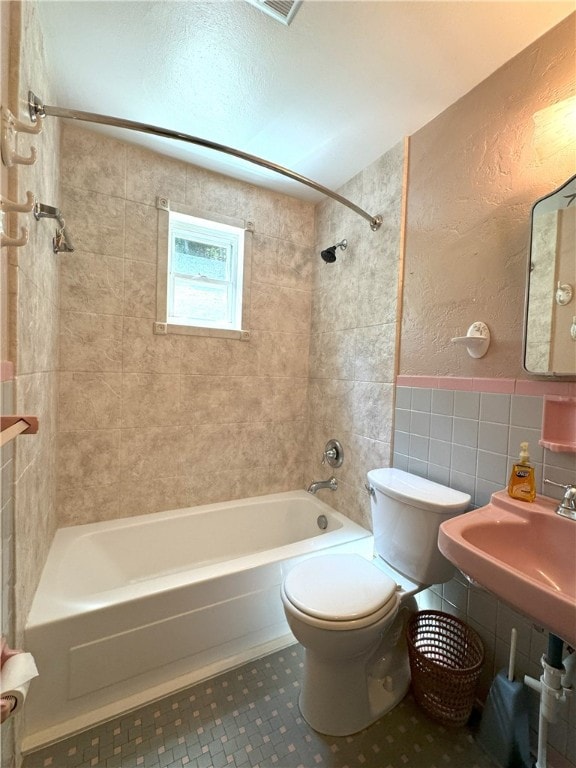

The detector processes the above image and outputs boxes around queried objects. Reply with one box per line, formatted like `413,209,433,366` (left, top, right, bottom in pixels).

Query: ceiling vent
245,0,302,26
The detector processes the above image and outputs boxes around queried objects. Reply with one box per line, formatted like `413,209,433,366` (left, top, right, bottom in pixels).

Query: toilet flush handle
364,483,375,500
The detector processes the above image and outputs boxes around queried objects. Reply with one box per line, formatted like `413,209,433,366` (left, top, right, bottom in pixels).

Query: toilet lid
283,554,397,622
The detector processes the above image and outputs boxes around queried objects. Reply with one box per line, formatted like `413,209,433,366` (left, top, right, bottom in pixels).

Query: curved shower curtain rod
28,91,383,231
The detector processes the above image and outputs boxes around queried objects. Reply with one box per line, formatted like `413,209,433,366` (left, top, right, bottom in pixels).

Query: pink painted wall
401,13,575,379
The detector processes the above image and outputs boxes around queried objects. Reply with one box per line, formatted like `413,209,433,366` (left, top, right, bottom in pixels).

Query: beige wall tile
352,381,395,442
266,462,306,495
311,282,358,334
180,335,259,376
123,316,181,373
59,311,123,372
251,234,313,292
250,283,311,333
354,323,397,383
120,475,189,517
60,251,124,315
121,373,181,427
15,270,58,376
268,421,309,467
251,234,280,286
308,378,356,434
56,126,315,524
126,144,187,206
125,201,159,263
277,242,313,290
185,467,271,508
57,483,121,527
180,375,267,425
58,372,122,431
61,123,126,197
13,372,56,485
309,330,356,381
181,422,270,472
123,260,157,319
307,141,405,521
254,331,309,378
61,185,125,257
356,262,398,327
264,378,308,423
185,166,251,220
120,427,184,479
57,430,121,489
10,2,61,654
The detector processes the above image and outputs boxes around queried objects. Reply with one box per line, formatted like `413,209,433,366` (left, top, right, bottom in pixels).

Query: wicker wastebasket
407,610,484,727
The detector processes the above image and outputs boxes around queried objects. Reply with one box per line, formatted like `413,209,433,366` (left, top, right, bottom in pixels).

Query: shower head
320,239,347,264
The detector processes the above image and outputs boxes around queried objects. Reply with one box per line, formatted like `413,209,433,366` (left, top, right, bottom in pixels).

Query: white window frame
156,198,252,339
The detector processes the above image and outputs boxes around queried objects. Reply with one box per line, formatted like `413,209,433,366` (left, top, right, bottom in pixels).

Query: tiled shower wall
3,4,61,766
56,123,316,526
306,142,405,529
394,379,576,766
1,380,15,768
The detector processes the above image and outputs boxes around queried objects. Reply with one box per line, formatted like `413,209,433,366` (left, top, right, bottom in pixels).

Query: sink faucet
544,479,576,521
307,477,338,495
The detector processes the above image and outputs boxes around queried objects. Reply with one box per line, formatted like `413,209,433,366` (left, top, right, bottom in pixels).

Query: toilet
281,468,471,736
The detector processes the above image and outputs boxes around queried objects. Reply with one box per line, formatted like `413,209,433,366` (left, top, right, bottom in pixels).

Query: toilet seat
282,554,398,630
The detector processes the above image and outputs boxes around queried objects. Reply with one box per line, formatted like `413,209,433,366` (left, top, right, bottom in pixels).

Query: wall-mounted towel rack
0,416,39,448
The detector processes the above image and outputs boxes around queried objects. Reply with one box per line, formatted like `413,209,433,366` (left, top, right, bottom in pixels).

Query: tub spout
307,477,338,495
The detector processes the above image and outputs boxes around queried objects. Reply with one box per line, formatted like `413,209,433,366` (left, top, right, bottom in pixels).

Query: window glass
167,212,244,330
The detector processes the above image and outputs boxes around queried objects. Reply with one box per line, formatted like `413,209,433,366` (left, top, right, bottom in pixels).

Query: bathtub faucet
307,477,338,495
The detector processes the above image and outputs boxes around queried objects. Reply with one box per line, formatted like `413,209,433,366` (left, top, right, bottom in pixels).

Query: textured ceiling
37,1,574,200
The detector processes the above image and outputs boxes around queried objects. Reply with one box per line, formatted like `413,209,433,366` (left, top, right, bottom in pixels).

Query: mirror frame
522,174,576,378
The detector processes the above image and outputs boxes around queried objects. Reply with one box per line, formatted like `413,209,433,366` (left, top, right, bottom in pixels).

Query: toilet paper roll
0,652,38,715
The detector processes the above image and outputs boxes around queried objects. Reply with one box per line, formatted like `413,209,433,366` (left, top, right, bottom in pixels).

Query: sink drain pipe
524,635,574,768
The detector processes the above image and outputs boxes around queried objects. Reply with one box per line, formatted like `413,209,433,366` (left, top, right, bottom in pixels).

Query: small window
156,198,252,337
168,211,244,331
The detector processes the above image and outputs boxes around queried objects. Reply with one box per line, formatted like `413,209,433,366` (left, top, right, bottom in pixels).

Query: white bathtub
23,491,372,751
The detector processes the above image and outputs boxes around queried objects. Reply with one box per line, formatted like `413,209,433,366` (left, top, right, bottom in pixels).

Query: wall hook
451,321,491,358
1,106,41,167
1,227,29,248
1,192,35,213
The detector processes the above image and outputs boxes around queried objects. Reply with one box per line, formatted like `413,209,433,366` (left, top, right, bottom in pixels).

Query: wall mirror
523,174,576,376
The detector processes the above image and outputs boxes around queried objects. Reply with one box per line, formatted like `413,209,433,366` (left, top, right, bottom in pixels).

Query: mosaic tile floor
23,643,497,768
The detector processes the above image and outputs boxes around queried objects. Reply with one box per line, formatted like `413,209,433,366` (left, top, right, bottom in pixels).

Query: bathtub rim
27,490,372,627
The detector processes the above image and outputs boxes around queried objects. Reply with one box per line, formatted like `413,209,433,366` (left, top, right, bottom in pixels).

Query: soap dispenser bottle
508,442,536,502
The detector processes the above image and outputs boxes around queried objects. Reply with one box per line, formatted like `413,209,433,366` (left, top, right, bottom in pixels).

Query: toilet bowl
281,468,471,736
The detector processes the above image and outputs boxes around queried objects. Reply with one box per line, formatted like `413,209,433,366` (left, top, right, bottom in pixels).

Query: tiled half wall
394,375,576,767
394,376,576,509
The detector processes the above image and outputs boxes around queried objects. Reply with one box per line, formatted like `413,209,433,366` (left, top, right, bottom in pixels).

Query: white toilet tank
366,468,470,586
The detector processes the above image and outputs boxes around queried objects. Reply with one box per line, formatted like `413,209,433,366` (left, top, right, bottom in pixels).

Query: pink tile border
473,378,516,394
394,375,440,388
0,361,14,383
396,375,576,397
436,377,474,391
514,379,576,397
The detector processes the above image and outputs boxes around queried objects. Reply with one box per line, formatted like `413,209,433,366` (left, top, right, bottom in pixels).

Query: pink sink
438,490,576,647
